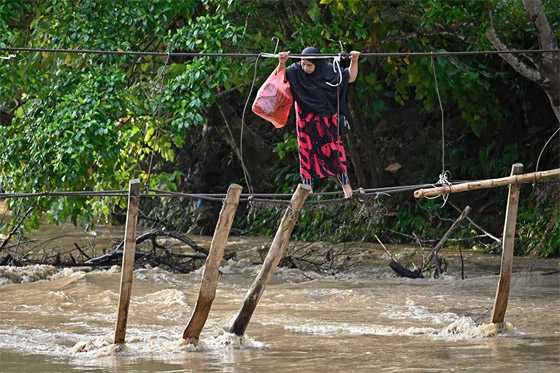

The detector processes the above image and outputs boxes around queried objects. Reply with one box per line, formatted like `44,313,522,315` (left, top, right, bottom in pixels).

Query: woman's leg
302,177,314,191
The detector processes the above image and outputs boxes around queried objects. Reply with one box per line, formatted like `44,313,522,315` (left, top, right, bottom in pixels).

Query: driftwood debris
0,205,34,253
374,234,422,279
114,230,208,255
86,230,210,273
423,206,471,278
383,206,471,279
389,260,422,278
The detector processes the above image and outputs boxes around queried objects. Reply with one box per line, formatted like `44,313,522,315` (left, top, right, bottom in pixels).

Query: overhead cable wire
2,47,559,58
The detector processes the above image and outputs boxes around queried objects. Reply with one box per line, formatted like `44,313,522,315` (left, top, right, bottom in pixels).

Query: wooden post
183,184,243,340
229,184,311,336
491,164,523,324
114,179,141,344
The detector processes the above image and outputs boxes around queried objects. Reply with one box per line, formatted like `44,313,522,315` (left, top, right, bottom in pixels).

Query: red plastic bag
252,68,293,128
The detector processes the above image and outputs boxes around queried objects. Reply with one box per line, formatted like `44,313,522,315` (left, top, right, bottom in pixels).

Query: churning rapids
0,222,558,372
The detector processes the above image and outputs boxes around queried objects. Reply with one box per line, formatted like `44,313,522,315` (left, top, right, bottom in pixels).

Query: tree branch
522,0,558,51
485,27,542,83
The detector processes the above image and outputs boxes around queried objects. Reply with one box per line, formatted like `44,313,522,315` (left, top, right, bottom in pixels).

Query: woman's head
300,59,316,74
300,47,323,75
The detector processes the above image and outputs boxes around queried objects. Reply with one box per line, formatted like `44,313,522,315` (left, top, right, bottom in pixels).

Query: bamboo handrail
414,168,560,198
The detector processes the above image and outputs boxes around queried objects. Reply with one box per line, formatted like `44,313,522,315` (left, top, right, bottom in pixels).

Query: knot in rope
432,170,452,207
437,170,452,186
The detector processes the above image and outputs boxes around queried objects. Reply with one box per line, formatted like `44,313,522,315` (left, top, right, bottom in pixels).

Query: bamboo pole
229,184,312,336
414,168,560,198
114,179,141,344
491,164,523,324
182,184,242,341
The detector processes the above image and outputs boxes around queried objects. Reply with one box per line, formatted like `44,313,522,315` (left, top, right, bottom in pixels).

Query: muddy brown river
0,220,559,372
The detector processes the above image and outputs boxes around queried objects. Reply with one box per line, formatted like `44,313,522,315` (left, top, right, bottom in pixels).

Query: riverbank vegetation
1,1,558,258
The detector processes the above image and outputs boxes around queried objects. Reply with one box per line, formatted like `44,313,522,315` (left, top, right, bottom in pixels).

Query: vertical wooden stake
230,184,311,336
114,179,141,344
491,163,523,324
183,184,243,340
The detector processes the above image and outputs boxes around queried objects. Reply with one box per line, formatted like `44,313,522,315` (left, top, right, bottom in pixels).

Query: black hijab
285,47,350,117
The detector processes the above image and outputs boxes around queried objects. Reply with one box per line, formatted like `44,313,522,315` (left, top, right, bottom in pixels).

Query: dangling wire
430,53,452,206
535,126,559,173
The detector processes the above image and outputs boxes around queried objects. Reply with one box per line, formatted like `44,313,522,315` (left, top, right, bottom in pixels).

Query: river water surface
0,222,559,372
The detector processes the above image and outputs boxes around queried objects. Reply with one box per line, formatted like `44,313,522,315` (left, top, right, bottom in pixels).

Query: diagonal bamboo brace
229,184,312,336
183,184,242,340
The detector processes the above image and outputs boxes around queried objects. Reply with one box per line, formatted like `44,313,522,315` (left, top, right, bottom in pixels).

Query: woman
277,47,360,198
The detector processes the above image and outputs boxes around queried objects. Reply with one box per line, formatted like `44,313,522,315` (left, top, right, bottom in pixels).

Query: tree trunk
523,0,560,122
486,0,560,123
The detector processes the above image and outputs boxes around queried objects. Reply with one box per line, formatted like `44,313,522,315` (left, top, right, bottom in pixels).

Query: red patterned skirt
295,103,349,181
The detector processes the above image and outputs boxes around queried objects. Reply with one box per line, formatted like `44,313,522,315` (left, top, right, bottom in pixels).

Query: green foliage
517,205,560,257
489,0,560,47
355,72,386,119
0,0,244,229
266,129,301,192
273,132,299,161
407,54,503,136
236,202,380,244
237,194,447,246
0,0,556,259
448,144,519,179
391,198,441,241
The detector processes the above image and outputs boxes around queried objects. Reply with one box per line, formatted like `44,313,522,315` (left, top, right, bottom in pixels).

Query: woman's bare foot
342,184,353,199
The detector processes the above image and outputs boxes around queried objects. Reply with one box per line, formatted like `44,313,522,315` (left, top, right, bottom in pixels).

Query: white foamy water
0,234,559,372
283,316,513,339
